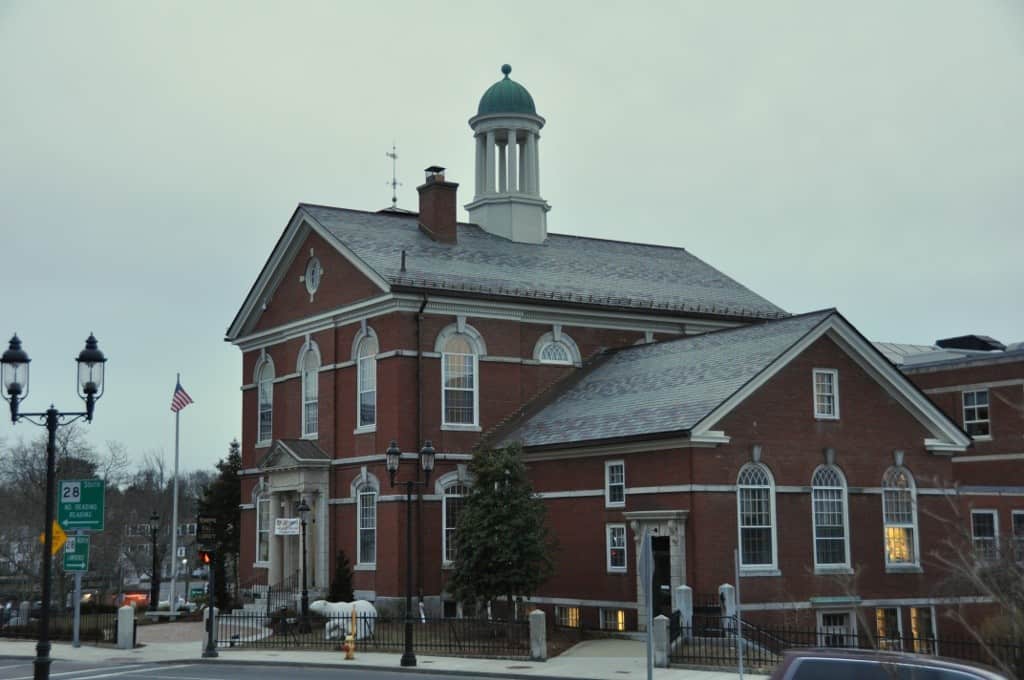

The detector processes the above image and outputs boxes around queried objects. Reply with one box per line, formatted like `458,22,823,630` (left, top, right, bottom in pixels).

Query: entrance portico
624,510,688,630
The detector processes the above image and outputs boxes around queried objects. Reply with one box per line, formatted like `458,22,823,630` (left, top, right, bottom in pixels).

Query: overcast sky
1,1,1021,473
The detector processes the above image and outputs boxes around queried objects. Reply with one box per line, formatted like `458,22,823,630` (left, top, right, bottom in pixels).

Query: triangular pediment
257,439,331,470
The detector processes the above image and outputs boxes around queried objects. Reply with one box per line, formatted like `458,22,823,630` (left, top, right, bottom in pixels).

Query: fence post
529,609,547,661
116,605,134,650
676,585,693,640
18,601,29,627
653,614,669,667
718,583,736,632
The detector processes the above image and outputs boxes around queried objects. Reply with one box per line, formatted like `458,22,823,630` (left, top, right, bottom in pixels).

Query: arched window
533,329,581,365
300,344,320,437
539,341,572,364
357,335,378,429
357,483,377,566
882,467,918,567
443,483,468,564
443,334,478,426
737,463,776,570
811,465,849,569
257,358,275,444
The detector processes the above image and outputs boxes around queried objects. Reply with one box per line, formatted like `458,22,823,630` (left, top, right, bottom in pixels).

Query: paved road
0,660,509,680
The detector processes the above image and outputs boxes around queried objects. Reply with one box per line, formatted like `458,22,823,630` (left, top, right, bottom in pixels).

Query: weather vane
386,143,402,209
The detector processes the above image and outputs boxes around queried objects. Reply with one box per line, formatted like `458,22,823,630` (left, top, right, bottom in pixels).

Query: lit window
442,334,477,426
811,465,848,568
971,510,998,562
963,390,990,437
607,524,627,572
600,608,626,631
737,463,776,569
357,335,378,429
539,341,572,364
357,486,377,566
443,483,468,564
605,461,625,507
910,607,937,655
301,345,319,437
257,359,274,444
882,467,918,567
875,608,902,650
555,606,581,628
256,495,270,563
813,369,839,419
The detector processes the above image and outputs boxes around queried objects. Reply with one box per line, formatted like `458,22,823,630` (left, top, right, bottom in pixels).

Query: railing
239,569,302,615
0,611,121,645
669,615,1024,676
215,611,531,659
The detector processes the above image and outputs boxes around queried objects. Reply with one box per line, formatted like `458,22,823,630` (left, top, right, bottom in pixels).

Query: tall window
813,369,839,419
357,485,377,566
257,359,274,443
875,608,902,650
442,334,477,426
301,346,319,437
882,467,918,567
910,606,937,655
256,494,270,563
811,465,849,568
963,390,990,437
357,335,378,429
443,483,468,563
606,524,627,572
971,510,998,562
737,463,776,569
605,461,625,507
1014,511,1024,564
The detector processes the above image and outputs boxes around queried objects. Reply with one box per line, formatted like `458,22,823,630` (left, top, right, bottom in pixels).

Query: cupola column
525,131,537,195
485,129,496,194
498,140,507,192
507,128,518,193
475,134,485,196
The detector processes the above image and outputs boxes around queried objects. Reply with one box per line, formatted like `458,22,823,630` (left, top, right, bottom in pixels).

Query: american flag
170,380,194,413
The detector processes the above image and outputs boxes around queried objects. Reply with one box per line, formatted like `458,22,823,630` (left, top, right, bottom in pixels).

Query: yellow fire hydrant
343,607,357,660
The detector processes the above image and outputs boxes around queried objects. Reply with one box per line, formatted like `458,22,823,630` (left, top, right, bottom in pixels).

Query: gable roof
257,439,331,469
497,310,971,453
227,204,787,341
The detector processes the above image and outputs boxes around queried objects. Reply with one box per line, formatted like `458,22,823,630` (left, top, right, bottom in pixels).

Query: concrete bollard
718,583,736,631
676,585,693,638
653,614,669,668
116,606,134,649
529,609,547,661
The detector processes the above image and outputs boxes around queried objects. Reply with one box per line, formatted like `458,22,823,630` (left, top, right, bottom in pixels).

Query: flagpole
169,374,181,615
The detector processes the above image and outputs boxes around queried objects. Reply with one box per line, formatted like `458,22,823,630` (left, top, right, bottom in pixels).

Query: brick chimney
417,166,459,244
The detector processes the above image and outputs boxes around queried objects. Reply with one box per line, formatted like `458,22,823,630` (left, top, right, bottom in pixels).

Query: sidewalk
0,633,763,680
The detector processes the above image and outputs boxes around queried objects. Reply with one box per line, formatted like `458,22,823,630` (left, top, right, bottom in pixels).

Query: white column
525,132,537,195
475,135,484,198
533,133,540,195
507,128,517,193
268,492,281,584
485,130,496,194
498,141,507,193
518,140,526,191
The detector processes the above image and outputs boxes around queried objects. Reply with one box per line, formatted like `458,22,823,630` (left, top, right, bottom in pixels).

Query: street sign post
63,534,89,572
58,479,105,531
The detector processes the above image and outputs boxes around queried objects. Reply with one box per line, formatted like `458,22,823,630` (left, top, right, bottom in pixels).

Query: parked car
769,648,1007,680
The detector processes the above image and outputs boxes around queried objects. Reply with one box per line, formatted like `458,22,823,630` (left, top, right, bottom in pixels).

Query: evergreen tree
447,443,555,619
327,549,355,603
198,439,241,608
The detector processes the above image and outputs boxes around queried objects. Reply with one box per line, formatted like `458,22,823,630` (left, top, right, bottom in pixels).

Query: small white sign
275,518,301,535
60,481,81,503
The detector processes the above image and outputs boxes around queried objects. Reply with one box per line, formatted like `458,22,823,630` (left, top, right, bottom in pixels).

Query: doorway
651,536,672,618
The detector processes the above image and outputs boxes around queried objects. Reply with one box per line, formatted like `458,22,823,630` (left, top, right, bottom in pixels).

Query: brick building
226,66,1013,644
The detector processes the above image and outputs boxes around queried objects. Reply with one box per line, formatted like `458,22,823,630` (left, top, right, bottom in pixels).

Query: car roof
781,649,1006,679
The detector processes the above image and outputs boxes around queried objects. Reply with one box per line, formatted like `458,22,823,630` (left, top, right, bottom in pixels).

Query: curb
185,657,571,680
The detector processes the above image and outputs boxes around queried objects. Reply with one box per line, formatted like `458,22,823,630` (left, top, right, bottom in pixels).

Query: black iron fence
215,610,531,659
670,615,1024,677
0,611,121,645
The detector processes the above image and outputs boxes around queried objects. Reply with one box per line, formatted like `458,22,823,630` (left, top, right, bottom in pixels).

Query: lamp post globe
1,335,30,422
75,334,106,421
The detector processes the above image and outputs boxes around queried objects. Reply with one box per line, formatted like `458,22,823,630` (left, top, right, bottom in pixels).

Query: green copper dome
477,64,537,116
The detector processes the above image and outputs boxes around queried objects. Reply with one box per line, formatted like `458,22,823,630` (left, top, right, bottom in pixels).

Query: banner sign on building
274,518,301,535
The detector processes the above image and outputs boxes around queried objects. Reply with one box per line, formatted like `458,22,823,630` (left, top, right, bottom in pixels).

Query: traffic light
198,549,212,565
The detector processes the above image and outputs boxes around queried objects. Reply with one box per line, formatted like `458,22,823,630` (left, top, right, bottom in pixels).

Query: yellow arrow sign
38,521,68,556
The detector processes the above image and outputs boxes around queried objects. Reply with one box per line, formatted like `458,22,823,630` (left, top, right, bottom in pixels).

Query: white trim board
923,379,1024,395
953,452,1024,463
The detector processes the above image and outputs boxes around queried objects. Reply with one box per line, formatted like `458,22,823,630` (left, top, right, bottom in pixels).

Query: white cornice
522,436,708,462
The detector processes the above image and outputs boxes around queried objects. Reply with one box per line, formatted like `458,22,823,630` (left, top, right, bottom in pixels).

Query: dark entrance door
651,536,672,617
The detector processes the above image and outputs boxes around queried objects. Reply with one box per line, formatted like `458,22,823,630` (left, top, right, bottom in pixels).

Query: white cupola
465,64,551,244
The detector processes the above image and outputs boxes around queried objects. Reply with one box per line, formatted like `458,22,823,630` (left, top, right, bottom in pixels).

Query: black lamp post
385,439,435,668
1,333,106,680
148,512,160,612
295,498,310,631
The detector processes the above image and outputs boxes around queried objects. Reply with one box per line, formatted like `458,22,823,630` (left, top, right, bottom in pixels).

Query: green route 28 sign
58,479,105,531
63,534,89,572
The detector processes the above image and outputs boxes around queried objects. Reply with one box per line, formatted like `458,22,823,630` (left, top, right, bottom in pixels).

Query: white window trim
299,341,321,439
882,466,921,571
874,606,904,651
606,523,627,573
554,605,581,628
813,368,840,420
815,609,857,647
599,607,626,631
605,460,625,508
356,485,378,568
256,356,275,445
255,493,270,567
910,605,939,655
811,464,851,572
441,350,480,429
737,462,779,573
962,389,991,439
442,482,468,567
356,333,378,432
970,508,999,560
532,328,582,366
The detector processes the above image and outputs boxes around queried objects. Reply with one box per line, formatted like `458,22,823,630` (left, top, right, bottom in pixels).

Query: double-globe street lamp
1,334,107,680
148,512,160,612
294,498,311,632
385,439,435,668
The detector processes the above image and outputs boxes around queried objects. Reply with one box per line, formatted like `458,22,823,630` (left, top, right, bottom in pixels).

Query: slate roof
301,205,787,321
497,310,835,449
